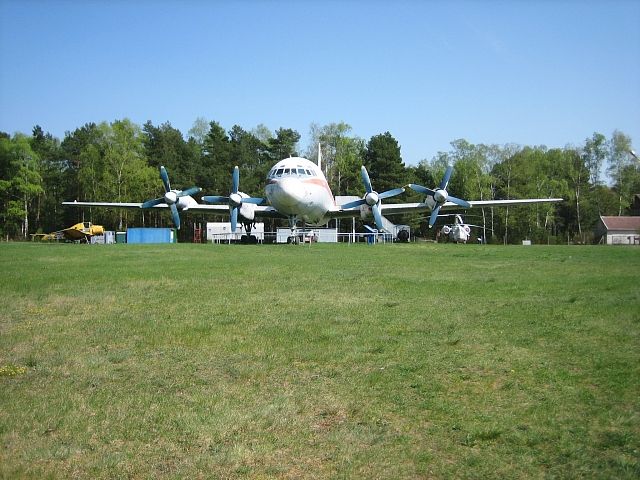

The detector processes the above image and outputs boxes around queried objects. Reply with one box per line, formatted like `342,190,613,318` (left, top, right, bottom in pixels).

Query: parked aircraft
438,214,486,244
31,222,105,243
63,149,562,242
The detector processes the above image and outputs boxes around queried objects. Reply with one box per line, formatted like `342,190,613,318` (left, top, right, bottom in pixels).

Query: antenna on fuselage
317,143,322,170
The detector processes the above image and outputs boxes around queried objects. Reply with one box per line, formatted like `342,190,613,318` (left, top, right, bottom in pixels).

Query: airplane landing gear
241,234,258,244
287,215,300,244
241,221,258,244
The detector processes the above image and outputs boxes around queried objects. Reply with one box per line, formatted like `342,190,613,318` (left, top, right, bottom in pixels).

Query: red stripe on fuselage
302,177,335,204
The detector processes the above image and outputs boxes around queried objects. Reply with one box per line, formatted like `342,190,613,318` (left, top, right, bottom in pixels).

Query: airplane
31,222,105,243
62,147,563,243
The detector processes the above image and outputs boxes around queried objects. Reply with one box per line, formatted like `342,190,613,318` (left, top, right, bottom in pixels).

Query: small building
594,216,640,245
126,228,176,244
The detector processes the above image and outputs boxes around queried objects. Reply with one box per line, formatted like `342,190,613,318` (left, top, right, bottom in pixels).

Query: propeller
141,166,201,230
201,166,263,232
408,165,471,228
341,166,405,231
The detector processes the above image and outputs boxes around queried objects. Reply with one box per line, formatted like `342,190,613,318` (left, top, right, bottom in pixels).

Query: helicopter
437,214,490,244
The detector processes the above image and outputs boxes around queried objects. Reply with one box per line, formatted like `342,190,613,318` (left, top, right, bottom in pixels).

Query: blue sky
1,0,639,165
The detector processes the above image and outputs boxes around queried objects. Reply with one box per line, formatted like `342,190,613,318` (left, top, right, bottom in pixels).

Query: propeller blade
170,203,181,230
178,186,202,198
447,195,471,209
341,198,366,209
408,184,436,196
378,187,405,200
242,197,264,205
141,197,163,209
202,195,230,204
429,205,442,228
440,165,453,190
372,204,385,231
160,166,171,192
230,207,238,232
232,166,239,194
360,166,373,193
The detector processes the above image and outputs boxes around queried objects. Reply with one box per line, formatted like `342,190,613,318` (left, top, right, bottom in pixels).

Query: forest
1,118,638,243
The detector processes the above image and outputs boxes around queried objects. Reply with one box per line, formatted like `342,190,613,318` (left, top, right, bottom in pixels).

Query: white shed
595,216,640,245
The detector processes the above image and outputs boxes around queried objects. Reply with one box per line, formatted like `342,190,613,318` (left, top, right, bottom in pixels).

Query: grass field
1,242,638,479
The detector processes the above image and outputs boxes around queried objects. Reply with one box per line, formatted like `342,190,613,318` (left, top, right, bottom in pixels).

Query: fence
206,230,397,244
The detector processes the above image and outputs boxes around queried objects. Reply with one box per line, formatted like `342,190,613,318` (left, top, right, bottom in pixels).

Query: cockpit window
269,166,315,178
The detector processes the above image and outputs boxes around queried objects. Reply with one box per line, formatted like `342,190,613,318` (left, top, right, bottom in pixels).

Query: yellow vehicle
31,222,105,243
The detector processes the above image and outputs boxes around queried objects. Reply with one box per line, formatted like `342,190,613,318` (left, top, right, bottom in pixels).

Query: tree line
1,118,638,243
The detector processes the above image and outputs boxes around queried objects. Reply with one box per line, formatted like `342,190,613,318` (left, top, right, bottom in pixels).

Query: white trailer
207,222,264,242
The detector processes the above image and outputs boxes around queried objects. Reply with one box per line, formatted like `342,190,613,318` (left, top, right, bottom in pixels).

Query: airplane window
305,169,312,175
297,168,305,175
284,168,291,175
276,169,284,176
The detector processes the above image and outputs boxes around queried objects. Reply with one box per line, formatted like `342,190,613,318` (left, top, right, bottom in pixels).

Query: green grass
1,242,638,479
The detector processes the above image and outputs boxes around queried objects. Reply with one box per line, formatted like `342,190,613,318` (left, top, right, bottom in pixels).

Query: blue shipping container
126,228,176,244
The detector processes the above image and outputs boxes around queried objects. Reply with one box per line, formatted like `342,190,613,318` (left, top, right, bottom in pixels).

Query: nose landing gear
287,215,301,244
241,220,258,244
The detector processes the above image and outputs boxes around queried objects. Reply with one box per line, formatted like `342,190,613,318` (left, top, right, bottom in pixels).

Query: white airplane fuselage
264,157,335,226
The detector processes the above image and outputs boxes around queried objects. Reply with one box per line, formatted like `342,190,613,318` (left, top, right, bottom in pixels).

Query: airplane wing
62,200,242,213
62,201,145,209
462,198,564,209
62,201,286,218
61,228,90,241
326,197,563,220
379,197,564,215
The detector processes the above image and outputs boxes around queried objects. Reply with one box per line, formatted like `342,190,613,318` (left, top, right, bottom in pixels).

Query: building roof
600,216,640,231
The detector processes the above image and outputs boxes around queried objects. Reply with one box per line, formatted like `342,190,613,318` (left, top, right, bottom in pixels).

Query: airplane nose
277,177,306,207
